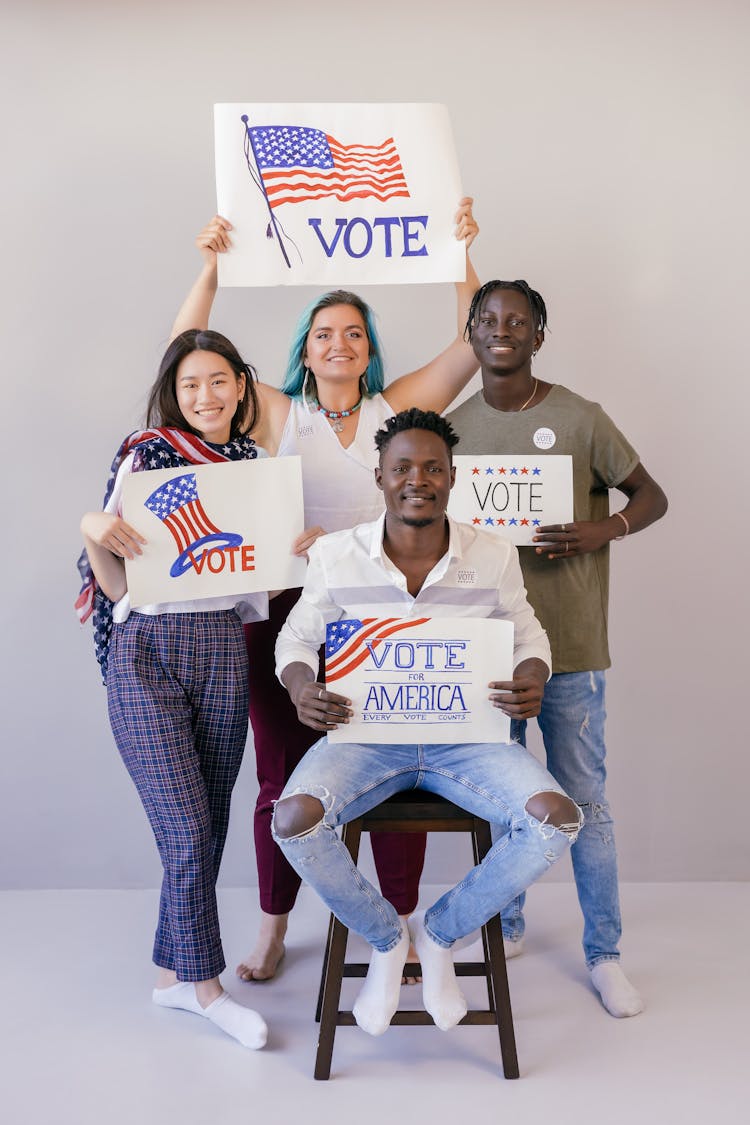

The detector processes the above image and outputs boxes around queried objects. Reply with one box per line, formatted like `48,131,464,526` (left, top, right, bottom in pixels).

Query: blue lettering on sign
372,216,401,256
363,683,468,713
343,217,372,258
365,640,467,671
307,218,346,258
308,216,429,259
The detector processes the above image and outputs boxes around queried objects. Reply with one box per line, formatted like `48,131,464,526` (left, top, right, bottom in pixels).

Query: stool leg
485,912,519,1079
315,915,350,1080
315,912,336,1024
474,818,520,1079
314,818,363,1080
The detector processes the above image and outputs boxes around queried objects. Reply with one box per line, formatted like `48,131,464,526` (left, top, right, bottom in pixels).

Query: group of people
77,199,667,1052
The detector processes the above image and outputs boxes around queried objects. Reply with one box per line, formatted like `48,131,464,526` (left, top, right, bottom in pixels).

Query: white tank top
278,393,393,532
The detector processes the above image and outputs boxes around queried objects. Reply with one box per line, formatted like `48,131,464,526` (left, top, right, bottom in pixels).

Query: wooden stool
313,790,520,1080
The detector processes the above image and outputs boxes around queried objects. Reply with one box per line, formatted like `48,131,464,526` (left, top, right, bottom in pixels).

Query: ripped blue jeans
272,738,581,952
505,670,621,968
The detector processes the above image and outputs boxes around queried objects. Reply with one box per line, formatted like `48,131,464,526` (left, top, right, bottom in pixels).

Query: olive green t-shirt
448,385,639,673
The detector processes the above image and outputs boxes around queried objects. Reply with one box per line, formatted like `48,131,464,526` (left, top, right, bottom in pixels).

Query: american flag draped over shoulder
248,124,410,208
75,428,258,684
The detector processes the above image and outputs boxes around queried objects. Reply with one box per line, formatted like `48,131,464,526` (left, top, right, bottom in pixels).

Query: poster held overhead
214,103,464,286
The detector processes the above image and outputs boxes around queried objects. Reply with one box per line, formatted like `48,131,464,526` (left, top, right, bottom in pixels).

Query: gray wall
2,0,747,888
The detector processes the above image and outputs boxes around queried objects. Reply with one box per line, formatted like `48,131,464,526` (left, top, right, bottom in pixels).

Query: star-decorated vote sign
325,617,514,745
121,457,306,606
448,455,574,546
214,103,464,286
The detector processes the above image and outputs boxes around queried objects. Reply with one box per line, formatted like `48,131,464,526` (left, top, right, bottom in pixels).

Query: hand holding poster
448,455,574,546
121,457,307,607
325,617,514,745
214,103,464,286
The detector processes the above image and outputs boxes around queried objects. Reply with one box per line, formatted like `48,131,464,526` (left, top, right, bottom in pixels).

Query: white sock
590,962,644,1018
352,926,410,1036
152,981,204,1014
504,937,525,960
408,910,467,1032
152,982,267,1048
202,992,268,1049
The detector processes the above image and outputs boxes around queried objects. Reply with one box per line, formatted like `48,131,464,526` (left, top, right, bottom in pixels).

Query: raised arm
170,215,292,453
383,197,480,415
169,216,231,340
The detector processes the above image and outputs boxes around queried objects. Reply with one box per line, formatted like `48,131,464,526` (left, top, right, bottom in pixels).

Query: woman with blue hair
171,201,479,984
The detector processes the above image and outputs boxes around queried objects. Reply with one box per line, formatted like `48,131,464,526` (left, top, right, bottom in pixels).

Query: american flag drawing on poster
244,121,410,208
144,474,225,553
144,472,243,578
325,617,430,684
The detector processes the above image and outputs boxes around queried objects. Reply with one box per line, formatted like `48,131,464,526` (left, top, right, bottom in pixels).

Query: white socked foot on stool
408,910,468,1031
153,983,268,1048
353,926,410,1036
590,962,644,1018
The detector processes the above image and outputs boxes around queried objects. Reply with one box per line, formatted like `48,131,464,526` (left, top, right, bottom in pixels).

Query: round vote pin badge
533,427,556,449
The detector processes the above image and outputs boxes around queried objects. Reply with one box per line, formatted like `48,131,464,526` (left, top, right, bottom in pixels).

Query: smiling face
303,303,371,390
375,428,455,529
471,288,544,377
175,350,245,444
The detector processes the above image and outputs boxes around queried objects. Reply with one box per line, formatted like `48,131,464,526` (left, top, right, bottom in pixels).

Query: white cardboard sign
122,457,307,607
448,455,574,546
325,617,514,745
214,102,464,286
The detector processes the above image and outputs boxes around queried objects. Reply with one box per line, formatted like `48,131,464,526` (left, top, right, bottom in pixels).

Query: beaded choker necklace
317,396,363,433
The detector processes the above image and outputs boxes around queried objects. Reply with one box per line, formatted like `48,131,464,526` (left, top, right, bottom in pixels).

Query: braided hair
464,280,548,342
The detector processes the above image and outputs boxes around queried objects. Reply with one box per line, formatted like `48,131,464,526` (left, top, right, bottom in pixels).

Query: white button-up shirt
275,514,551,681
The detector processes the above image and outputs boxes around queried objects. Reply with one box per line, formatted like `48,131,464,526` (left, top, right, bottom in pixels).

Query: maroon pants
245,588,426,916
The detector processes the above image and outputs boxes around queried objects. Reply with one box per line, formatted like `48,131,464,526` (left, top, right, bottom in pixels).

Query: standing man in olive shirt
448,280,667,1018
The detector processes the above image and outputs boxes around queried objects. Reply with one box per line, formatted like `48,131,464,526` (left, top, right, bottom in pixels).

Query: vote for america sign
325,617,514,745
121,457,307,607
214,103,464,286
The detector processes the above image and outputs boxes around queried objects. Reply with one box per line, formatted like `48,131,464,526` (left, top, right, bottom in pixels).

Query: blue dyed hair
281,289,386,398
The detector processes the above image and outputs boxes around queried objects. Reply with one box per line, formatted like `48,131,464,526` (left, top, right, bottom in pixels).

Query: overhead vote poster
121,457,307,607
325,617,514,745
214,102,464,286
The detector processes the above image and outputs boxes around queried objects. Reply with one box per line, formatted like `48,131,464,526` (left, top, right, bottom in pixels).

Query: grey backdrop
2,0,747,890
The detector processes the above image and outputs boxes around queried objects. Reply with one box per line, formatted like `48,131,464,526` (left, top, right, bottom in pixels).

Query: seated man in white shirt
272,408,582,1036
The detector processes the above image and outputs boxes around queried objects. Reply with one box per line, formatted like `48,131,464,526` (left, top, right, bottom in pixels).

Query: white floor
1,883,747,1124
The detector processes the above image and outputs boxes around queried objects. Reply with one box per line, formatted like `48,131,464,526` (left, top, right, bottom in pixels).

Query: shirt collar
368,512,464,564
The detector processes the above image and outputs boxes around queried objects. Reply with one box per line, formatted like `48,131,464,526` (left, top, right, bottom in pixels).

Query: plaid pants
108,610,248,981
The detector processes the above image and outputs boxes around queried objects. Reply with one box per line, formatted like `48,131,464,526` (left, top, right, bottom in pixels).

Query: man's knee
525,791,582,837
273,794,325,840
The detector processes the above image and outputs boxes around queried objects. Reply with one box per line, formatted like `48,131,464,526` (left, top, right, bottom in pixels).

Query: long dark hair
146,330,259,440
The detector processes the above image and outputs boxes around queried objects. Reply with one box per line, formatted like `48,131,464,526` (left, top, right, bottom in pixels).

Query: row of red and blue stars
470,466,543,476
472,516,542,526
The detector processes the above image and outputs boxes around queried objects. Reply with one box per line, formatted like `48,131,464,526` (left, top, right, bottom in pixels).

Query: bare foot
236,912,288,982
